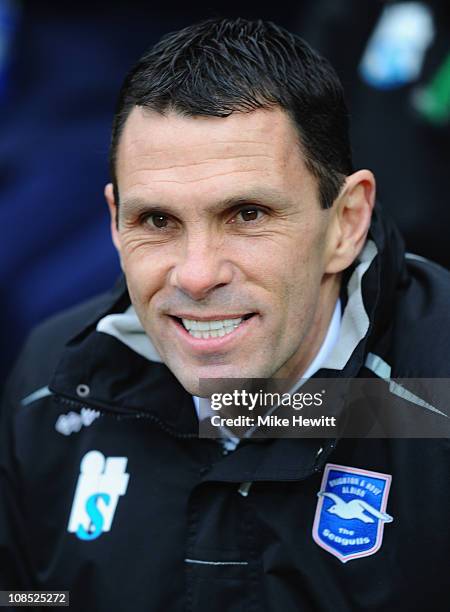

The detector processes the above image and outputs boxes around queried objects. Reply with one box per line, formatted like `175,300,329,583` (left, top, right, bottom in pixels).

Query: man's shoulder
6,289,117,403
29,290,113,349
391,255,450,376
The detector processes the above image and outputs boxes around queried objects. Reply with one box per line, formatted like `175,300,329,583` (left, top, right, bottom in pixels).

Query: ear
325,170,376,274
104,183,121,254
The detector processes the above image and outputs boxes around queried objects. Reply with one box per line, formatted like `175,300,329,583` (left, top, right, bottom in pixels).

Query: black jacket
1,207,449,611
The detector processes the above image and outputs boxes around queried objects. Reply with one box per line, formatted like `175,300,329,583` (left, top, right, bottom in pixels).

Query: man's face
109,106,341,395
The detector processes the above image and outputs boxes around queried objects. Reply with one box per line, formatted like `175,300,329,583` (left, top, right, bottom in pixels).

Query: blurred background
1,0,449,384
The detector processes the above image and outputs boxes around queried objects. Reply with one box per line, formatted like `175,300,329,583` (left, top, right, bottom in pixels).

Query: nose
168,232,234,300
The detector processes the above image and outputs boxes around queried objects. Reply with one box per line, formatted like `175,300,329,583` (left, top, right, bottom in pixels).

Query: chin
176,365,267,398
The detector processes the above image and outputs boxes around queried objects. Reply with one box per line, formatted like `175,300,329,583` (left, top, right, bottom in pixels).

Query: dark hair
109,18,353,209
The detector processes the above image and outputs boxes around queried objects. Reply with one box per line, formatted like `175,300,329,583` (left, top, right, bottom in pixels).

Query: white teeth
180,316,248,338
209,320,225,330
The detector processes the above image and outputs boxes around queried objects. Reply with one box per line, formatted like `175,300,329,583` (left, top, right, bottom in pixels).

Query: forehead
115,106,314,204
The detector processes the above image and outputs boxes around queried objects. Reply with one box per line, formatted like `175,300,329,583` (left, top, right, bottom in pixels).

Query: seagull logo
317,492,393,524
312,463,394,563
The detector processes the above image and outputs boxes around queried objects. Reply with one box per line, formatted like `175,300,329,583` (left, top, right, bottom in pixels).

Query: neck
278,273,342,389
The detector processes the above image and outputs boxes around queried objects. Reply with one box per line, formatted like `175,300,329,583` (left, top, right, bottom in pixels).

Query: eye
143,213,171,229
232,207,266,224
151,214,168,228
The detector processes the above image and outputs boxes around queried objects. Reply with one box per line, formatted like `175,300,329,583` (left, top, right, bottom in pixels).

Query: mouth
170,313,255,340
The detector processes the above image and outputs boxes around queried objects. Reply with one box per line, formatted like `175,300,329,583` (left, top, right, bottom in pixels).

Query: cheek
266,242,324,326
243,231,322,291
121,249,168,310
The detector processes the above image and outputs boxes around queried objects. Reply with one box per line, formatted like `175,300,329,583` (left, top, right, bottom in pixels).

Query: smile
182,316,250,338
171,314,255,340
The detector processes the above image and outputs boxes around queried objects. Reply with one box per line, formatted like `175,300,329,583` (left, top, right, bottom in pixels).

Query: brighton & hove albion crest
312,463,393,563
67,450,130,540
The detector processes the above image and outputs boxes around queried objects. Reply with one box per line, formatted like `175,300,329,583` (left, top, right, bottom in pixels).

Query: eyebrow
119,187,289,215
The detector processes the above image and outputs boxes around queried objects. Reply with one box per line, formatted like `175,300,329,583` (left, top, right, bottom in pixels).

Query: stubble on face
112,106,340,395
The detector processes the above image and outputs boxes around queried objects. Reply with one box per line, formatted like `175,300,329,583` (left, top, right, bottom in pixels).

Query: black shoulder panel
4,289,117,404
390,257,450,377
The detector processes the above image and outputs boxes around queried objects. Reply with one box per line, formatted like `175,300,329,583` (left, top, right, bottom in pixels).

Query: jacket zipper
52,391,200,440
